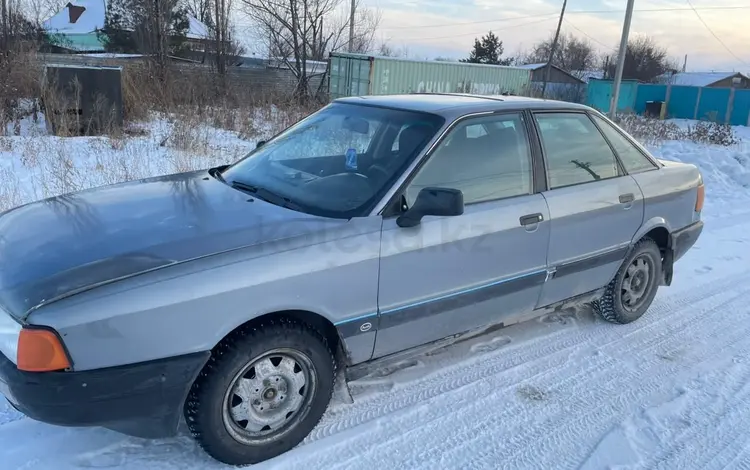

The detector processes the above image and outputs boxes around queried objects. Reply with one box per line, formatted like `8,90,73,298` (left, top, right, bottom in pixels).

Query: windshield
221,102,445,218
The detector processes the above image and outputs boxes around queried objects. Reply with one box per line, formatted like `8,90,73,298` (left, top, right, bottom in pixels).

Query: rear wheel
185,320,335,465
593,238,662,324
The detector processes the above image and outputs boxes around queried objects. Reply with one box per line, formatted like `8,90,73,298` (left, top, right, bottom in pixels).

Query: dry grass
614,113,739,147
0,102,311,214
0,49,327,214
0,49,43,136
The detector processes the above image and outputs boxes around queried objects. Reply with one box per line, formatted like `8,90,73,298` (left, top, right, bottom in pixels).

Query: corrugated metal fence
329,52,532,99
587,79,750,126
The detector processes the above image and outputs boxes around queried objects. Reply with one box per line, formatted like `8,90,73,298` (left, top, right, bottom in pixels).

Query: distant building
659,71,750,89
42,0,211,53
515,63,586,85
516,62,586,103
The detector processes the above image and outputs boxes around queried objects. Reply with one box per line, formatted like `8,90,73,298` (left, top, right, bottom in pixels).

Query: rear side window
591,114,658,174
534,112,620,189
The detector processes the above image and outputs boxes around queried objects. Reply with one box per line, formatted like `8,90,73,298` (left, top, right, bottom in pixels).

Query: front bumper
672,220,704,262
0,351,209,438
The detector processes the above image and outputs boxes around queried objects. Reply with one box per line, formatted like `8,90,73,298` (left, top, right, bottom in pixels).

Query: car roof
334,93,593,116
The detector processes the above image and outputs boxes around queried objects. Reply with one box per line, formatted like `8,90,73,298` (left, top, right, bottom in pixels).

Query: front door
374,111,551,358
532,111,645,307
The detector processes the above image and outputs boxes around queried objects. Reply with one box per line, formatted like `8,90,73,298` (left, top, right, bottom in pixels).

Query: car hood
0,170,342,319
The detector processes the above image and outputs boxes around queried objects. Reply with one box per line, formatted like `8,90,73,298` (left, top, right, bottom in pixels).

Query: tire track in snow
424,289,750,466
505,293,750,470
422,283,750,470
284,270,750,470
646,360,750,470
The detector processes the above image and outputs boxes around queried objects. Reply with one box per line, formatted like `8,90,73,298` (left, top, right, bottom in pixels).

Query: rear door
532,111,644,307
374,111,551,358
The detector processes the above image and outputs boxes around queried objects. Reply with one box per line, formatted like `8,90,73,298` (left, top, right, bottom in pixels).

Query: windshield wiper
208,166,228,183
230,180,302,211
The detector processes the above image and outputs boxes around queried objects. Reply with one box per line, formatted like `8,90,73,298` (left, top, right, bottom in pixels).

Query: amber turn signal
17,328,71,372
695,184,705,212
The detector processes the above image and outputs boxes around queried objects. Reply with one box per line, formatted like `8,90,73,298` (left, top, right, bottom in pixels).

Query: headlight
0,309,21,364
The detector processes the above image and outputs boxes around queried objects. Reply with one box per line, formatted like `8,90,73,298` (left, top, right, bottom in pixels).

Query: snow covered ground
1,114,750,469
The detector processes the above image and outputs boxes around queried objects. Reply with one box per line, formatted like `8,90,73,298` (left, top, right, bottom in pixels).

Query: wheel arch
631,217,672,249
213,310,349,365
632,218,673,286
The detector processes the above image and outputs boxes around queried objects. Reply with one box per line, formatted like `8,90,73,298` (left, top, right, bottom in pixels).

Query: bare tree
2,0,9,50
242,0,380,100
17,0,59,26
184,0,214,27
212,0,229,74
100,0,190,77
329,0,379,55
0,0,45,133
376,41,408,58
525,31,598,77
605,35,677,83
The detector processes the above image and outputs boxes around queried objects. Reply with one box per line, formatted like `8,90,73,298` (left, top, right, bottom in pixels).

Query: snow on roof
81,52,144,58
43,1,210,40
664,71,750,87
516,63,546,70
43,0,105,34
186,15,209,39
579,69,604,83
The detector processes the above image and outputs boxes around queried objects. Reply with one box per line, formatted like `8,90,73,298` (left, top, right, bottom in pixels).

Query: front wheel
185,320,335,465
593,238,662,324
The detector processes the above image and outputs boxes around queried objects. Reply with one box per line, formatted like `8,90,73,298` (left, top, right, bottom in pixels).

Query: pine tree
98,0,189,56
461,31,513,66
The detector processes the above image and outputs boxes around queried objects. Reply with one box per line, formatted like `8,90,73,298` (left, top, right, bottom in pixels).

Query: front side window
405,112,533,206
591,114,658,174
222,103,444,218
535,112,620,189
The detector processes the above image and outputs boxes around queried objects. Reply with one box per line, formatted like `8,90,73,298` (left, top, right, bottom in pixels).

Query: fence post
726,87,735,124
693,87,702,120
663,84,672,120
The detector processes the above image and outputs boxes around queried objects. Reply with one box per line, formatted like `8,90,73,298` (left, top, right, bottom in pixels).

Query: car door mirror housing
396,187,464,228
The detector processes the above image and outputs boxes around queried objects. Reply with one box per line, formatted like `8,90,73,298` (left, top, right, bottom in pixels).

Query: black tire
185,319,336,466
593,238,662,324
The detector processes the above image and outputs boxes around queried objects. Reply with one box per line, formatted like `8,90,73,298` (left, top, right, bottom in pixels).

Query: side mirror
256,140,266,149
396,187,464,228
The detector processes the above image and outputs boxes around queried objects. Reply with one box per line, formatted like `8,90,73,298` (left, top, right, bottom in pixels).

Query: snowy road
1,208,750,469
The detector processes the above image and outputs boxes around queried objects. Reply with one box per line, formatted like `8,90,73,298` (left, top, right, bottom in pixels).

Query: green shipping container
329,52,532,99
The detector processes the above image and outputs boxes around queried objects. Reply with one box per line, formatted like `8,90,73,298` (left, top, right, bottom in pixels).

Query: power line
382,12,560,30
685,0,749,67
408,17,558,42
380,5,750,31
563,19,616,52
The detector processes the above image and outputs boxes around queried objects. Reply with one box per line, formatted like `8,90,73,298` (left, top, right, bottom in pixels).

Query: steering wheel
368,164,390,182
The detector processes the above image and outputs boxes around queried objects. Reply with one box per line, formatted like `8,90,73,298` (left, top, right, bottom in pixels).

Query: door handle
520,213,543,226
619,193,635,204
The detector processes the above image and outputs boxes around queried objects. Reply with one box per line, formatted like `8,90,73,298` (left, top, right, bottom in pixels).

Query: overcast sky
237,0,750,72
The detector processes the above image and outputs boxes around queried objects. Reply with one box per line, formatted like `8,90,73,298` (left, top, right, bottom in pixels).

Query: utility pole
609,0,636,117
541,0,567,98
348,0,355,52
